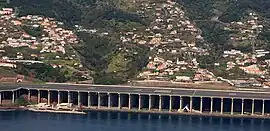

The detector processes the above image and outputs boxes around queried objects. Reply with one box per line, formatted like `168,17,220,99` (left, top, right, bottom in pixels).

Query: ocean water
0,111,269,131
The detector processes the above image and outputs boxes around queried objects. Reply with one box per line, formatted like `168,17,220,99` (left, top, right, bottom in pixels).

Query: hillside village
121,0,270,88
1,0,270,88
133,1,209,81
118,1,270,88
0,8,92,83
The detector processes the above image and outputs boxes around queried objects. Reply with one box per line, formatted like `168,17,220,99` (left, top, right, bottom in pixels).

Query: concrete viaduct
1,83,270,117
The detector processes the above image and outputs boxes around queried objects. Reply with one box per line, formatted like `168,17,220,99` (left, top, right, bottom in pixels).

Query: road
0,83,270,99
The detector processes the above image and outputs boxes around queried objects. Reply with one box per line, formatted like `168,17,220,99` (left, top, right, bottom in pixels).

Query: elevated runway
2,83,270,118
0,83,270,99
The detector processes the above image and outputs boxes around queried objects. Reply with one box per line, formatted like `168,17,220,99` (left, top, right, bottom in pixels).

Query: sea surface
0,111,269,131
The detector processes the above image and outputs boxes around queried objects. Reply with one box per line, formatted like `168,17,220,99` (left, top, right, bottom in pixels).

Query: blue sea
0,111,269,131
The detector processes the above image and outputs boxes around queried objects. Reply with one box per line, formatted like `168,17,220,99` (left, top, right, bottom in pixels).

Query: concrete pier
200,97,203,113
78,92,81,106
28,90,30,101
58,91,60,104
128,94,131,109
88,92,91,107
241,99,244,115
179,96,182,112
169,95,172,112
252,99,255,115
190,96,192,112
68,91,71,104
38,90,40,103
0,92,2,104
210,97,213,113
47,91,51,105
149,95,151,110
118,93,121,109
138,94,141,110
12,91,15,103
108,93,111,108
221,98,224,114
262,99,265,116
231,98,234,115
159,95,162,111
98,93,101,108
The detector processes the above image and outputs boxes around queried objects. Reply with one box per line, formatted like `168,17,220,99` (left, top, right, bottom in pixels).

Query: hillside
178,0,270,79
1,0,270,86
178,0,270,53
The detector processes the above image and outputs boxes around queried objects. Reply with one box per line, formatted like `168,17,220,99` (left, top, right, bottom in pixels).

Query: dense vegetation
178,0,270,48
10,0,146,27
15,96,31,106
7,0,270,83
14,63,67,82
8,0,150,84
178,0,270,71
75,33,149,84
21,25,43,37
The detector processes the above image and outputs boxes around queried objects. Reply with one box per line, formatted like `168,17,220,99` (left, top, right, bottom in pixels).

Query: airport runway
1,83,270,99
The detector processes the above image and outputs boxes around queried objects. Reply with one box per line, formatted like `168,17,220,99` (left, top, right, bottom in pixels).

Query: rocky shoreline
1,106,269,119
83,107,270,119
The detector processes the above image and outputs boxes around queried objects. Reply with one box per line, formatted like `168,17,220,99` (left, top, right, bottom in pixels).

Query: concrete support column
231,98,234,115
159,95,162,111
88,92,91,107
67,91,71,104
128,94,131,109
57,91,60,104
138,94,141,110
148,95,151,110
0,92,2,104
47,90,51,105
262,99,265,116
169,95,172,112
108,93,111,108
189,96,193,112
251,99,255,115
241,99,244,115
220,98,224,114
12,91,15,103
77,92,81,106
118,93,121,109
98,93,101,109
179,96,182,112
200,97,203,113
38,90,40,103
210,97,213,113
16,90,19,99
28,90,31,101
